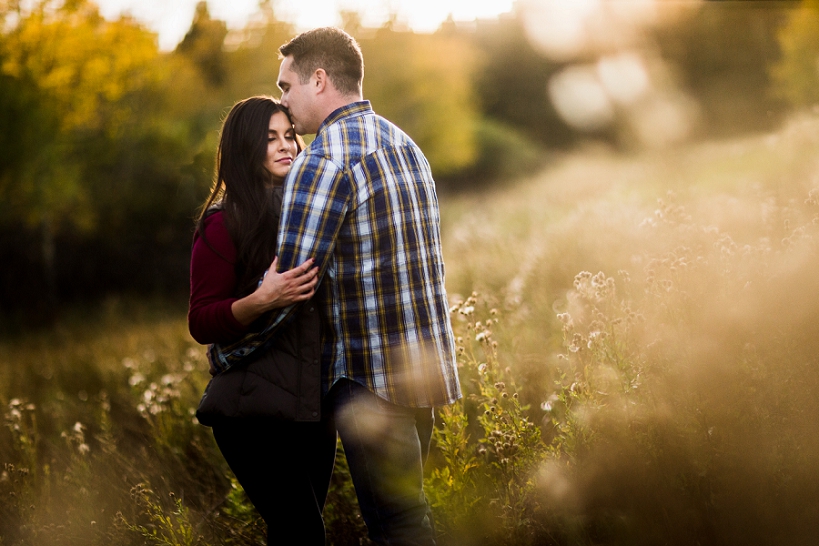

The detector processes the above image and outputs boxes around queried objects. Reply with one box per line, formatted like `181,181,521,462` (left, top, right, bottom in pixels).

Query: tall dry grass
2,112,819,544
436,112,819,545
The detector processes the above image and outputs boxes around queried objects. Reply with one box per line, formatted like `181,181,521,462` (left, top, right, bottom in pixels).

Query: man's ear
313,68,328,94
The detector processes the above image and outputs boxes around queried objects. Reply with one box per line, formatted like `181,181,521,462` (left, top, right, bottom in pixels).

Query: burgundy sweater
188,211,251,344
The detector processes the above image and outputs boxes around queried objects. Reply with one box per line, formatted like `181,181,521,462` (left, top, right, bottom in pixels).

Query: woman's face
264,111,298,183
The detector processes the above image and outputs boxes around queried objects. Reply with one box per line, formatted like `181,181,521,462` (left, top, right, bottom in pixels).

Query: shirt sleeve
188,212,250,345
278,153,350,277
209,152,350,370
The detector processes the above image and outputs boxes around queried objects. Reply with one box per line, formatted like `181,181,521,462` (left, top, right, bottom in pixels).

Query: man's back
279,101,461,407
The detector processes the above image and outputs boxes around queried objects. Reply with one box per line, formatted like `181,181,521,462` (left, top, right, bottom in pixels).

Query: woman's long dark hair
196,96,304,297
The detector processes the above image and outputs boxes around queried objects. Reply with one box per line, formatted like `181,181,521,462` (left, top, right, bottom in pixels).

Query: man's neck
320,94,363,122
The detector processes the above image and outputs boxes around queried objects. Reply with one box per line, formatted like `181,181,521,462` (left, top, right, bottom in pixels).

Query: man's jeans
328,379,436,546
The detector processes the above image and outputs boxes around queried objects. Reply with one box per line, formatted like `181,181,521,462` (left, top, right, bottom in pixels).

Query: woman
188,96,335,545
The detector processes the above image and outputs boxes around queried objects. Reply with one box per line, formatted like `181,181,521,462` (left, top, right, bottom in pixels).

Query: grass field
3,112,819,545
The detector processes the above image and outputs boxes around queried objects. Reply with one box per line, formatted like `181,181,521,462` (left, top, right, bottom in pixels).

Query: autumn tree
176,1,228,87
771,0,819,108
360,27,480,177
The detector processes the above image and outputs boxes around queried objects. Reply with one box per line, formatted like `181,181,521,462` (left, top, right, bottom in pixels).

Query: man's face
278,55,318,135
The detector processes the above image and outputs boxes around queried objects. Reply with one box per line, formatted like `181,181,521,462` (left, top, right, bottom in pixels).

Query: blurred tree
360,27,480,176
655,1,790,137
220,1,295,101
0,0,163,305
176,1,228,87
469,14,575,150
771,0,819,108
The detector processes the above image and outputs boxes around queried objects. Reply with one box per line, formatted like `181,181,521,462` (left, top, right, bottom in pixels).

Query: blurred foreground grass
3,112,819,544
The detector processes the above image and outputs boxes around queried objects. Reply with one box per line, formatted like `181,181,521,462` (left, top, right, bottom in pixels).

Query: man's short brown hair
279,27,364,97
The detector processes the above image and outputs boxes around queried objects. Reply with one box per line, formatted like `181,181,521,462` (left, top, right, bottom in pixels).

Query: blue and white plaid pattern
210,101,460,407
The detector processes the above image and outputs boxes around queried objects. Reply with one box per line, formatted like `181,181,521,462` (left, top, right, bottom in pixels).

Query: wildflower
73,422,84,434
557,313,571,324
78,443,90,455
128,373,145,387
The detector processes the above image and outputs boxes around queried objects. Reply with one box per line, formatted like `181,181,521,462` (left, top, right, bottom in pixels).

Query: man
211,27,460,545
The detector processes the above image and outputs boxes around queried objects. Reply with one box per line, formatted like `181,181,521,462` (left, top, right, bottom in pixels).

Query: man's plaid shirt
210,101,461,407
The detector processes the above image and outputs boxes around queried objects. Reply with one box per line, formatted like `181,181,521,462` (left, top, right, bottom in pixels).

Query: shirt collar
317,101,372,135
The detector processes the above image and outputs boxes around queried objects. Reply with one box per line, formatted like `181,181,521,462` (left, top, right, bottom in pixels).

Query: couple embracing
188,27,461,545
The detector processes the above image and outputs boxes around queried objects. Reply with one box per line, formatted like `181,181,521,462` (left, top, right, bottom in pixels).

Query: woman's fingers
256,258,319,307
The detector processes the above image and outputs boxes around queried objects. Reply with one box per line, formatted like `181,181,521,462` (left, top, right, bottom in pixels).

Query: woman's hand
230,257,318,326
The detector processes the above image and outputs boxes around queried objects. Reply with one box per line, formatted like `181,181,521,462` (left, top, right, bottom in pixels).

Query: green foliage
654,2,788,137
469,15,573,149
428,294,545,545
0,0,163,227
361,28,480,176
176,2,228,87
772,0,819,107
118,484,204,546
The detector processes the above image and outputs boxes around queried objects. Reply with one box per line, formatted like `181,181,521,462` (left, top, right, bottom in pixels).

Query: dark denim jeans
212,417,337,545
328,379,436,546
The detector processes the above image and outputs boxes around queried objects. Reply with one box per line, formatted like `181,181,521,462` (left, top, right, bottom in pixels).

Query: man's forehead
280,56,296,73
278,57,297,82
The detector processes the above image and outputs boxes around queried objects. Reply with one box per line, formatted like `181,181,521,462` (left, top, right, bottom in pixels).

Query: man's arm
208,153,350,372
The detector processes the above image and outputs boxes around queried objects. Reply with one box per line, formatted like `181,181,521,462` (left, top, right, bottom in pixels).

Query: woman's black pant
212,417,337,545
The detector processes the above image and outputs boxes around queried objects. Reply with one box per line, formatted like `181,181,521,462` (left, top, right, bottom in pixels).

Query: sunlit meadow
3,110,819,544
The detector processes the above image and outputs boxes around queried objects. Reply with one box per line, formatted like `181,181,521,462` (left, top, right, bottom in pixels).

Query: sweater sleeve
188,211,250,344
